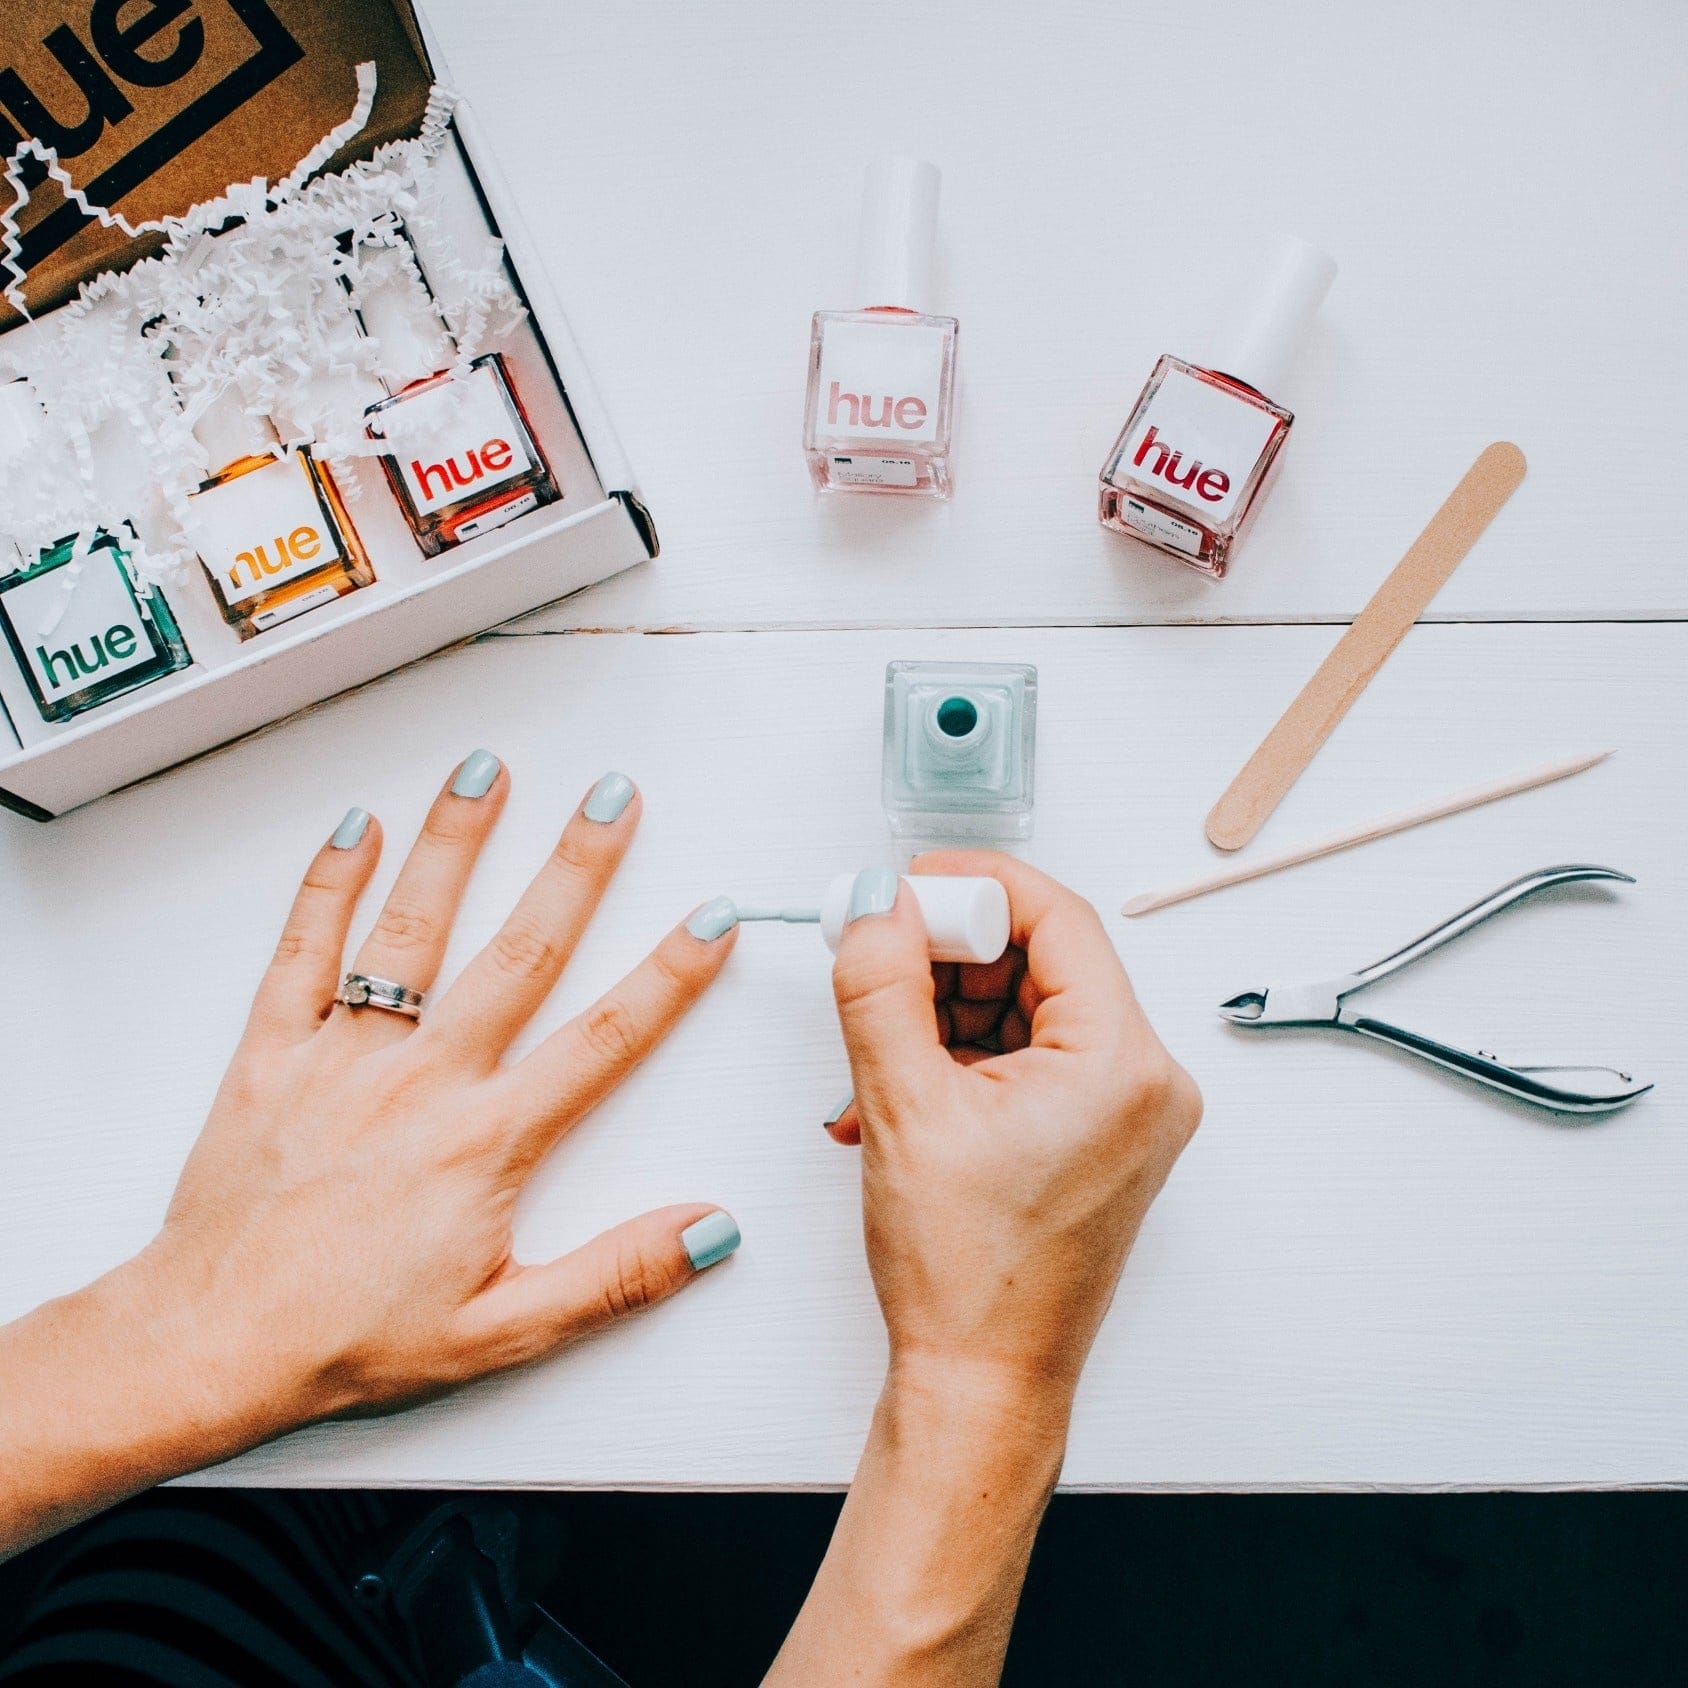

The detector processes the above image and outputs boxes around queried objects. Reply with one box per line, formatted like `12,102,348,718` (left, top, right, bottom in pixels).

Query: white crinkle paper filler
0,67,527,588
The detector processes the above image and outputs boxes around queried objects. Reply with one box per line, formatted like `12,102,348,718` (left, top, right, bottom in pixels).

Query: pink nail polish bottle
1099,235,1336,579
803,157,958,499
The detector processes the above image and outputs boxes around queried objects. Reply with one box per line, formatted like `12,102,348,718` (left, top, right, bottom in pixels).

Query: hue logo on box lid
0,0,433,323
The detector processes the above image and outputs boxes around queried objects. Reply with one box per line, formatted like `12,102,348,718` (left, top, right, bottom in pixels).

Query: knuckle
649,941,697,998
578,997,645,1071
550,827,608,880
486,920,561,983
596,1241,662,1323
301,860,347,896
371,900,437,955
270,924,321,966
422,804,481,849
833,964,926,1021
1123,1053,1178,1117
1175,1066,1205,1140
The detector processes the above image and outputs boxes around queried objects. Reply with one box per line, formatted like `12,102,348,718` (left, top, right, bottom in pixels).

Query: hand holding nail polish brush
733,873,1011,964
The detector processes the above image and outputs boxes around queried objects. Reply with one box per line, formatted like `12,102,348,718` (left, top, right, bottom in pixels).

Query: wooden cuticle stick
1125,749,1611,917
1205,442,1528,852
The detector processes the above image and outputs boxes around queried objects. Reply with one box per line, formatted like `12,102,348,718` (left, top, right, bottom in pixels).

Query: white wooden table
2,1,1684,1491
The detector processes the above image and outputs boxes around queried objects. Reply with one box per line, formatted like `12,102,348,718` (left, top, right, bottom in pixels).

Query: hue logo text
0,1,303,274
229,525,321,588
410,438,516,504
827,383,928,432
1132,426,1231,504
37,621,138,690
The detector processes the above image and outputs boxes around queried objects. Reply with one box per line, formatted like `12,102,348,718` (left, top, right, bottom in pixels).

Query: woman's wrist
86,1244,306,1463
762,1348,1071,1680
0,1249,294,1558
884,1346,1077,1462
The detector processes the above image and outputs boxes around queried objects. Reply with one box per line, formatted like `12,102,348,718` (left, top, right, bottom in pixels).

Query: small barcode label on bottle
454,490,540,544
831,455,918,489
252,585,341,632
1120,497,1203,556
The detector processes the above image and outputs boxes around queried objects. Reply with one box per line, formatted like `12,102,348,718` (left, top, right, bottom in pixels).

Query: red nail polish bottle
1099,235,1336,579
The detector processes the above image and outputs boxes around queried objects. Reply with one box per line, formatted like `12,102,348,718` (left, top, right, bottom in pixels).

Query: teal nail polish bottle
882,660,1037,841
0,530,190,724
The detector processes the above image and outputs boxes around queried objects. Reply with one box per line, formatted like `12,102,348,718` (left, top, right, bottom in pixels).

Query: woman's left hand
1,755,740,1556
159,755,743,1423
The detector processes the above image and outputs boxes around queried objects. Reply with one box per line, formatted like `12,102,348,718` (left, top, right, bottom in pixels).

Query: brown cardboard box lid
0,1,435,327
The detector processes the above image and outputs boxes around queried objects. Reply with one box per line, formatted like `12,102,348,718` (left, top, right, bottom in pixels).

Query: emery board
1204,441,1527,852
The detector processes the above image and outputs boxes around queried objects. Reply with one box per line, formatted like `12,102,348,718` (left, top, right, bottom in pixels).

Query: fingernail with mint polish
330,807,370,850
584,771,635,823
681,1210,741,1271
686,896,739,941
846,866,899,924
451,749,501,800
824,1091,853,1130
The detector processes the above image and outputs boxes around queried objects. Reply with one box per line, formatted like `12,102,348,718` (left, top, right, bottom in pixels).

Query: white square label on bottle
812,319,945,446
1110,367,1280,524
1118,496,1204,556
182,453,339,607
369,367,535,516
0,551,156,699
830,455,919,488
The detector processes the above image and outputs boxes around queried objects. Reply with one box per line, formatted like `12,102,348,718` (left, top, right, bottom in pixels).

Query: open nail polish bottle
0,381,190,723
803,157,958,497
356,232,560,555
882,660,1037,841
1098,234,1336,579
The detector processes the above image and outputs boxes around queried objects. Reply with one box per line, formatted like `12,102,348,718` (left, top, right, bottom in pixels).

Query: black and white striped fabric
0,1492,418,1686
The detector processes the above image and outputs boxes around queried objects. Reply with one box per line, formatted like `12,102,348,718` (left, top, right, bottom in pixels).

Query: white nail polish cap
0,378,46,459
191,381,280,468
855,156,941,315
819,874,1010,964
1203,233,1336,401
354,243,456,391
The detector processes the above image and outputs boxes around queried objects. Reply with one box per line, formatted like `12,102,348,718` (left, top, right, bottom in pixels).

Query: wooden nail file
1204,441,1527,852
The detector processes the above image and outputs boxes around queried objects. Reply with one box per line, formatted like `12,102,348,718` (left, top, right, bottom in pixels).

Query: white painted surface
1,0,1683,1492
419,0,1688,629
1,626,1681,1489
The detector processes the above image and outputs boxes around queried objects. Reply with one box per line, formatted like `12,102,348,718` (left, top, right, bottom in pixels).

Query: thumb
462,1205,741,1364
831,868,947,1122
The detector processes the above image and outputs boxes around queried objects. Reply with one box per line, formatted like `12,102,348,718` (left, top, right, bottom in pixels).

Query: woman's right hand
768,855,1201,1684
827,853,1202,1412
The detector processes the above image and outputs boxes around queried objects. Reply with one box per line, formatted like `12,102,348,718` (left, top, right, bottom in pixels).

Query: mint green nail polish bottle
882,660,1037,841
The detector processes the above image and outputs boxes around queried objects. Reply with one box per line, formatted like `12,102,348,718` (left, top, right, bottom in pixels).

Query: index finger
494,902,740,1170
910,851,1152,1047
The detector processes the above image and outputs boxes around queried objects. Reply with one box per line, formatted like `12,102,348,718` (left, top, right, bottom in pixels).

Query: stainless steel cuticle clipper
1219,865,1652,1115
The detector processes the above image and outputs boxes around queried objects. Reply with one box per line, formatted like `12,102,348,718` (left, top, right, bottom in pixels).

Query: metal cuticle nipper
1219,865,1653,1116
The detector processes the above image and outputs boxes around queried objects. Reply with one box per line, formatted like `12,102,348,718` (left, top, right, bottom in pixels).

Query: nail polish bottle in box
0,380,190,724
804,157,958,498
358,236,560,557
180,384,374,640
1098,235,1336,579
882,660,1037,841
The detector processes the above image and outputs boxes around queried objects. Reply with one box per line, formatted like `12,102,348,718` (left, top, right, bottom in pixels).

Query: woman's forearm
766,1359,1071,1686
0,1249,280,1561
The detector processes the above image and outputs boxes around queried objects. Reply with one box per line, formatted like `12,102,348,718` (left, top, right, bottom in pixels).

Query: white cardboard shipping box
0,1,655,819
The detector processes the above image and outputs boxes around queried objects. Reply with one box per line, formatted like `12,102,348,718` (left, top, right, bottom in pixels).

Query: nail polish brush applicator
733,874,1011,964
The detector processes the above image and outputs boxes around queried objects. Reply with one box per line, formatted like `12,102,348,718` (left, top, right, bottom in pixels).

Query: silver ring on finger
336,973,425,1021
